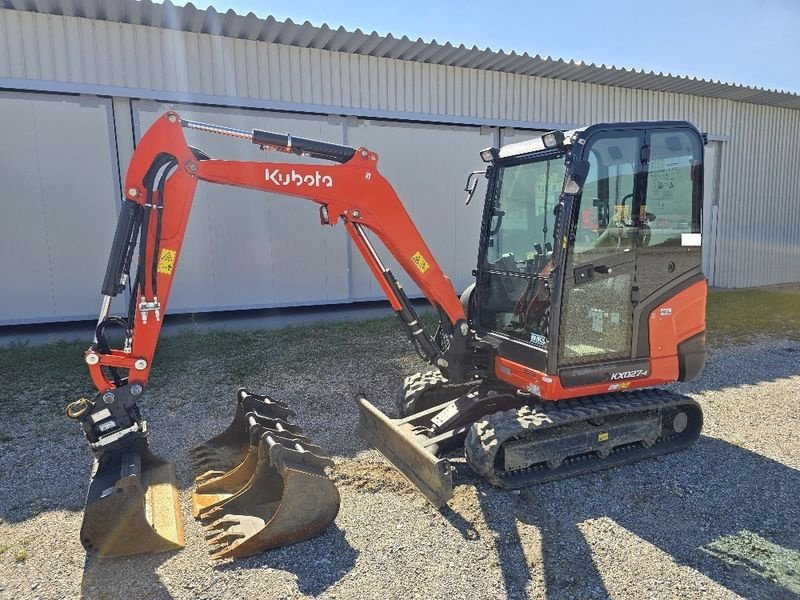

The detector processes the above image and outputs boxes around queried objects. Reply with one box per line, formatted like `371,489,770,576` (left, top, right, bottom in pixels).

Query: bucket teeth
190,388,340,559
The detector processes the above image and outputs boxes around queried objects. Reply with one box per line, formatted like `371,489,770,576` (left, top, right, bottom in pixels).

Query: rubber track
464,388,702,488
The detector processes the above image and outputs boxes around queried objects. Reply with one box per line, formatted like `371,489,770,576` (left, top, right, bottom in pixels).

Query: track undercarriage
358,372,702,506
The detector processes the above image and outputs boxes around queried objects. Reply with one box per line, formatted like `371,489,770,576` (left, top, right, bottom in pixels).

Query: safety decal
411,251,430,273
157,249,177,275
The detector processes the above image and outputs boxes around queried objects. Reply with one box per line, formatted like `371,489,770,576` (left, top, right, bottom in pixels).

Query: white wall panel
0,91,119,323
346,119,492,300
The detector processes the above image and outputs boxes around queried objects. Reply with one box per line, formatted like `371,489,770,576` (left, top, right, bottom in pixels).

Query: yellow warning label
411,251,430,274
598,432,609,442
157,249,177,275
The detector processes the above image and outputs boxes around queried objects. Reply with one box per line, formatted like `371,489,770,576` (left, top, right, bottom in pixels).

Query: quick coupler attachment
189,389,340,559
66,385,184,557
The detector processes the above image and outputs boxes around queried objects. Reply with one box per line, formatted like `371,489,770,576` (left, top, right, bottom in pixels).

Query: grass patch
0,315,418,423
707,288,800,346
0,288,796,420
13,549,27,563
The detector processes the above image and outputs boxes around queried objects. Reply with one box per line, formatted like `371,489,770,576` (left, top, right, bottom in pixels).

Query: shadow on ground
461,436,799,600
78,524,357,599
81,552,175,600
217,524,358,596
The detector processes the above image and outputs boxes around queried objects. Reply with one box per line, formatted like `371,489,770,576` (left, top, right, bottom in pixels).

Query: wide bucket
80,446,184,557
189,388,298,482
190,389,340,559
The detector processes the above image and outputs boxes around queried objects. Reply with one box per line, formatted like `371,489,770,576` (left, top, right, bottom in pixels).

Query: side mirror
463,170,485,205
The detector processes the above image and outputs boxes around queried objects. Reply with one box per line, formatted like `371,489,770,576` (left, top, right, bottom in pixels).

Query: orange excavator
67,111,706,559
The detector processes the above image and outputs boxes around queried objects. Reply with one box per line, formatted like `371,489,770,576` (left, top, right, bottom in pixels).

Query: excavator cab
474,122,706,386
359,122,707,506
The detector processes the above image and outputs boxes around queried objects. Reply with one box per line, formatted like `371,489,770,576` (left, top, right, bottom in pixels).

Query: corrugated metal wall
1,7,799,308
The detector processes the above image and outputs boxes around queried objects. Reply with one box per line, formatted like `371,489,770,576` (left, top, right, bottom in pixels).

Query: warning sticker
157,249,177,275
411,251,430,274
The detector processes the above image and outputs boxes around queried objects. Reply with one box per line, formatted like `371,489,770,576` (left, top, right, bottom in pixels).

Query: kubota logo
265,168,333,188
609,369,648,381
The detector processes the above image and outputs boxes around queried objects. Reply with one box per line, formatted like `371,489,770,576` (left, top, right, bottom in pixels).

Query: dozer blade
80,444,184,557
191,392,339,559
189,388,299,480
357,395,454,507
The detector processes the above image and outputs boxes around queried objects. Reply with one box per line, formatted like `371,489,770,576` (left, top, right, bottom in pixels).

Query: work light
480,147,499,162
541,131,565,149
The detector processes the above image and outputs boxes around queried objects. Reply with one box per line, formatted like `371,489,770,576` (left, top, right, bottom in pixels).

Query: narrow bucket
80,446,184,557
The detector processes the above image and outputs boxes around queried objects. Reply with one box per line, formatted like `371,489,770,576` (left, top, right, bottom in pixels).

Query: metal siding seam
744,104,760,286
764,106,778,285
266,42,281,101
162,27,178,91
133,24,150,90
716,102,733,287
0,11,9,77
243,39,257,98
377,56,387,110
738,102,754,287
33,12,54,80
299,46,312,104
220,36,235,97
278,42,291,101
776,106,791,283
108,21,126,88
321,49,333,106
790,111,800,281
51,14,69,81
147,24,164,90
387,58,397,111
18,10,35,78
232,38,247,98
779,108,797,283
362,54,372,109
726,100,740,288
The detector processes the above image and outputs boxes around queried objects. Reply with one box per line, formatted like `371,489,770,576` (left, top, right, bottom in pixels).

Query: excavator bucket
189,389,340,559
80,443,184,557
189,388,298,480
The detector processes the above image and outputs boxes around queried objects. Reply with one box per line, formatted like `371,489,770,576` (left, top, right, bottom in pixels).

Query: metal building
1,0,799,325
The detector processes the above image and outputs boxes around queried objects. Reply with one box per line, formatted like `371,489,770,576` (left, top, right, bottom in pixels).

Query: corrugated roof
3,0,799,110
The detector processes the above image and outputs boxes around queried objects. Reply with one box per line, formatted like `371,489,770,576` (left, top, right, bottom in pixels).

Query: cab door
558,131,644,367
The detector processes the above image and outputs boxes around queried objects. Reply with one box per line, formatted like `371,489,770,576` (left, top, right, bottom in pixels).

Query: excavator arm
67,111,480,559
86,111,472,395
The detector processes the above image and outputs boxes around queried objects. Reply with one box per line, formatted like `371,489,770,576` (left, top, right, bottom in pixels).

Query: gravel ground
0,323,798,600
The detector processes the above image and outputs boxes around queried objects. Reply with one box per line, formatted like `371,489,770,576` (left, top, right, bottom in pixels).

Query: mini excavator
67,111,706,559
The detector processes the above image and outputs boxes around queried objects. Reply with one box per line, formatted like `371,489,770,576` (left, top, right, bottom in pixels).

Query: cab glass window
644,131,702,246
